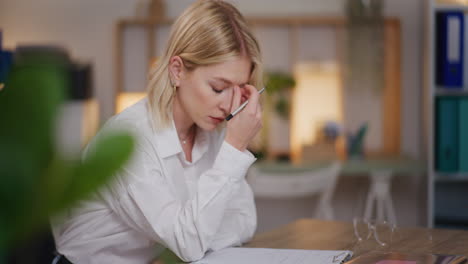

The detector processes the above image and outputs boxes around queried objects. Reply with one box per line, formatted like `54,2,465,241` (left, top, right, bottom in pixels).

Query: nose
219,96,231,116
219,87,234,116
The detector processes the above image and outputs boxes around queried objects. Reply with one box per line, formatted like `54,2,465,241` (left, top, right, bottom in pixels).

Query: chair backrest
247,162,342,220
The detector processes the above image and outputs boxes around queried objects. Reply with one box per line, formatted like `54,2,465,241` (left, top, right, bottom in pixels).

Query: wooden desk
246,219,468,257
154,219,468,263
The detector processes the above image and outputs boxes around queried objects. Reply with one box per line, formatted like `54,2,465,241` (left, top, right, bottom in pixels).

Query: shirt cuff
213,141,256,182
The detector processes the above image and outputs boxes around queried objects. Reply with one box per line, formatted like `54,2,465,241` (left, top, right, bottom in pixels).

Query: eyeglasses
332,251,353,263
352,218,397,255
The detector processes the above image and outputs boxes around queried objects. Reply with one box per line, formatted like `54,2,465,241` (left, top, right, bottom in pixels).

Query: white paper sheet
191,247,353,264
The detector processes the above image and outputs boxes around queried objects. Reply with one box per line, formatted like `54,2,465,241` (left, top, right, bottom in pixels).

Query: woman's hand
225,85,262,151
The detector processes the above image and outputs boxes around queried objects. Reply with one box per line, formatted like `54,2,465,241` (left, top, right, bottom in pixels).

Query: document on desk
191,247,353,264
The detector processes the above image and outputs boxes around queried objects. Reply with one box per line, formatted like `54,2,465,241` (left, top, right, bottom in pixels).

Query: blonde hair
147,0,263,130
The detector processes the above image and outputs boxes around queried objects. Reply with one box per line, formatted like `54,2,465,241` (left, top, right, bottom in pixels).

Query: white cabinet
425,0,468,229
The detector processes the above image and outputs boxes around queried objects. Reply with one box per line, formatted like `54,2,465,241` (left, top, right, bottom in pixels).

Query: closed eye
211,86,223,94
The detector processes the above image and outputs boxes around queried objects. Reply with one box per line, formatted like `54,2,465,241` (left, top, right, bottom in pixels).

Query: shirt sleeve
208,178,257,251
102,140,256,262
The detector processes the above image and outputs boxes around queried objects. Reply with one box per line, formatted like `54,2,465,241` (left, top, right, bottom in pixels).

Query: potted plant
253,72,295,161
265,72,296,119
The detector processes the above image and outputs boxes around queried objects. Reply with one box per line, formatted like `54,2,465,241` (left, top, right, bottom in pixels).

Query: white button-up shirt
51,98,257,263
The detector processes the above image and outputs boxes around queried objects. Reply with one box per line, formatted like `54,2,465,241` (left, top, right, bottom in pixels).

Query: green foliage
274,98,289,118
345,0,384,94
0,51,134,251
265,72,295,94
157,249,185,264
264,72,296,119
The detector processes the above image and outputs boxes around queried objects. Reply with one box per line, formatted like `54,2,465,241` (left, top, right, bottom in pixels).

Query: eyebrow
213,77,248,86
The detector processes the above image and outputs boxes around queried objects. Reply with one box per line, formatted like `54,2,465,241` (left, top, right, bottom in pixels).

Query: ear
168,56,185,86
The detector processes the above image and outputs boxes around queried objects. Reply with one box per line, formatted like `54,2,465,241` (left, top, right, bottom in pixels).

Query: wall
0,0,135,121
0,0,423,157
0,0,425,227
384,0,426,227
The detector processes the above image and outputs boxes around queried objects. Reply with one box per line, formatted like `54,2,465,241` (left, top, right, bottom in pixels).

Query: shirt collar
154,119,183,158
191,127,209,164
154,119,211,161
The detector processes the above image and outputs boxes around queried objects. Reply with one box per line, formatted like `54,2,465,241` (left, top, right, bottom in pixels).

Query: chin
196,121,217,131
196,119,222,132
205,123,219,131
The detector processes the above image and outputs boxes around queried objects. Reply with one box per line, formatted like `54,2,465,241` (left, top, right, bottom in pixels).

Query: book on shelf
0,30,13,86
435,96,468,173
435,97,459,172
436,11,464,88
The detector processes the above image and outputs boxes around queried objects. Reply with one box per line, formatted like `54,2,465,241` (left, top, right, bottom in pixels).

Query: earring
170,79,176,92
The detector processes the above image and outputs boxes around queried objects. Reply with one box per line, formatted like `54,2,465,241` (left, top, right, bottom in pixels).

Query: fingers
230,85,242,113
224,85,263,151
240,85,249,104
243,85,260,113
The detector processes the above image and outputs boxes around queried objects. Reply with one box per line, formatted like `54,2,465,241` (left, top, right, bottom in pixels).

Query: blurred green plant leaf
0,50,134,250
156,249,184,264
53,132,134,212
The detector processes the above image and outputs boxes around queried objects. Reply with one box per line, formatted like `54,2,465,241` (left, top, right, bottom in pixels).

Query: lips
209,116,224,123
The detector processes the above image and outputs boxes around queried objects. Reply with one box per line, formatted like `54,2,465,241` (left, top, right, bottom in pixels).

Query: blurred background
1,0,468,262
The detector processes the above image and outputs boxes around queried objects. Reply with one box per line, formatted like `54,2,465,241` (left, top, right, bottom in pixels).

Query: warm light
116,92,147,113
290,62,342,163
439,0,468,4
82,99,99,146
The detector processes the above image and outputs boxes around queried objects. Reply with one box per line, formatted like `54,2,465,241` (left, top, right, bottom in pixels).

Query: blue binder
436,97,459,172
0,30,3,83
0,30,13,85
436,11,464,88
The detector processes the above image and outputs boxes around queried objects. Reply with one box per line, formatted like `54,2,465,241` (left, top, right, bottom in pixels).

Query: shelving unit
114,16,402,160
435,3,468,11
435,88,468,95
425,0,468,229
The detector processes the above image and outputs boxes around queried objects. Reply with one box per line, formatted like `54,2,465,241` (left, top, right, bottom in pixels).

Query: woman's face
176,56,251,131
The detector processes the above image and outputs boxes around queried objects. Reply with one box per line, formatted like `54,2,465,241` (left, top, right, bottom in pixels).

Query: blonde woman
51,0,263,263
